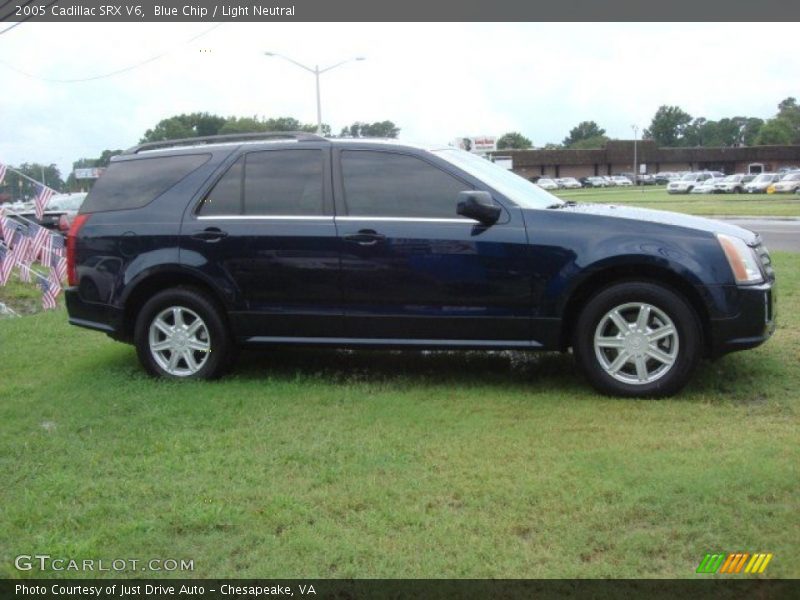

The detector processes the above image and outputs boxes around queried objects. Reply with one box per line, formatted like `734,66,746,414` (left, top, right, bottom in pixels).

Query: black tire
572,282,702,398
134,287,233,380
686,186,693,193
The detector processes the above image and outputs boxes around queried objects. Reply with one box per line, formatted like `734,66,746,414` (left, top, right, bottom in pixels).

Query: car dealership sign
73,168,104,179
453,136,497,154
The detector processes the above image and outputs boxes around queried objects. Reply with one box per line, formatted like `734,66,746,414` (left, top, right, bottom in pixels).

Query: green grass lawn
554,186,800,217
1,254,798,579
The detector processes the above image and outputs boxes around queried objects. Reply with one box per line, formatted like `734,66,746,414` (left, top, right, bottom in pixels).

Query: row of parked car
667,171,800,194
535,175,635,190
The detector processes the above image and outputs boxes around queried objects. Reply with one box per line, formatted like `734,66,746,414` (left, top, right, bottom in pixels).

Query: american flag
51,233,65,257
47,265,62,298
40,277,57,310
0,163,6,185
0,244,11,285
30,224,51,264
0,213,8,243
51,254,67,282
19,263,31,283
11,234,32,281
34,184,54,220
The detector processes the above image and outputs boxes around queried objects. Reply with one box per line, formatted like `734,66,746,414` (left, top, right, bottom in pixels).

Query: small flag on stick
40,277,57,310
34,184,54,220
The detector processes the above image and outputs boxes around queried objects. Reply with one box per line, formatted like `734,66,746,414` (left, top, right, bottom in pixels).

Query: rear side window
80,154,210,213
341,150,469,218
197,149,324,216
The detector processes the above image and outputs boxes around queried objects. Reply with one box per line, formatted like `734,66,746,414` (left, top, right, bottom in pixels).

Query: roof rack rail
123,131,327,154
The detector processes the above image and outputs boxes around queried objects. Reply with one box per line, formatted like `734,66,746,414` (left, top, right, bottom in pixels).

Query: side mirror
457,191,501,226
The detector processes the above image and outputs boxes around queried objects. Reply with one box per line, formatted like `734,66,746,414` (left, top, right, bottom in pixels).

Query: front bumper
65,287,125,339
709,282,776,357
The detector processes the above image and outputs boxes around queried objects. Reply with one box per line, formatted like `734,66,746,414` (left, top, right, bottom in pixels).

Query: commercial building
501,140,800,180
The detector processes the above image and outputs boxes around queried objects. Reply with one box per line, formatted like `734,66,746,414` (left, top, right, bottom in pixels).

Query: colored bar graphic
699,552,773,574
696,553,726,574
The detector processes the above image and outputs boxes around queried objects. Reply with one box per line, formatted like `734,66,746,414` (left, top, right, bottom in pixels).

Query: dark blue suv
65,133,776,397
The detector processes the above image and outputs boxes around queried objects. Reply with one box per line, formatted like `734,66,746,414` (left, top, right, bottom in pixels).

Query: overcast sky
1,22,798,178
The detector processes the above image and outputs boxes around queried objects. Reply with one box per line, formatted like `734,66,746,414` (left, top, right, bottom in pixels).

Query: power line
0,22,223,81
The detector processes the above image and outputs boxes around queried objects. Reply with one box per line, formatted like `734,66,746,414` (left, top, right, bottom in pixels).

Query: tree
0,163,64,201
338,121,400,138
497,132,532,150
142,114,332,141
753,98,800,145
140,112,227,142
562,121,605,147
567,135,609,150
740,117,765,146
754,119,794,145
644,105,693,147
216,116,331,136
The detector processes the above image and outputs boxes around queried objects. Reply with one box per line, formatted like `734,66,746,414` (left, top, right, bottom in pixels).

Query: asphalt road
720,218,800,253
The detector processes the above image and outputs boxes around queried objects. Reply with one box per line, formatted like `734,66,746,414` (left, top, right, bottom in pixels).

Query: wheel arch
119,267,232,342
559,264,711,356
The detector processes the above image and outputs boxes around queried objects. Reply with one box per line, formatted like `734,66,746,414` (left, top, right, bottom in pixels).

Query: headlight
716,233,763,284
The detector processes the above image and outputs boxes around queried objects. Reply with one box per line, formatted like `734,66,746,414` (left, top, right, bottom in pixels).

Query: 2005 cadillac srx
65,133,776,397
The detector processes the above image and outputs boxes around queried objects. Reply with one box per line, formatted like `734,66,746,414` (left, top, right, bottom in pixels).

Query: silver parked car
744,173,781,193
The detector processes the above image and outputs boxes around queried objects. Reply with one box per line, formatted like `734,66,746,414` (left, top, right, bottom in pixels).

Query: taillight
67,214,90,286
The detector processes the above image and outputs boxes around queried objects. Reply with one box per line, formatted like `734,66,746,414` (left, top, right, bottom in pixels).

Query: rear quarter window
80,154,211,213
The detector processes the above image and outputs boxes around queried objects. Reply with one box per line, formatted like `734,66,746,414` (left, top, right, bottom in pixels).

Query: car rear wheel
134,287,233,379
573,282,702,398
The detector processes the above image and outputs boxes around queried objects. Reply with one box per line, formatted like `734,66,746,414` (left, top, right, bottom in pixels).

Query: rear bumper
65,287,125,340
709,282,776,357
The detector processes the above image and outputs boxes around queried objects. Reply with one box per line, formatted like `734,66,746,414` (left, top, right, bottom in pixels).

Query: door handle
191,227,228,242
343,229,386,246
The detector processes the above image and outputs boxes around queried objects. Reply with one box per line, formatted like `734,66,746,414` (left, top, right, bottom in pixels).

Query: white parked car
667,172,722,194
714,174,756,194
536,178,559,190
602,176,617,187
690,176,726,194
557,177,582,189
772,172,800,193
611,175,633,187
744,173,781,193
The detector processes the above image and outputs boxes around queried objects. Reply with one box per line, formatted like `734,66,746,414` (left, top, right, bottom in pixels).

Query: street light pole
264,52,365,135
631,124,639,186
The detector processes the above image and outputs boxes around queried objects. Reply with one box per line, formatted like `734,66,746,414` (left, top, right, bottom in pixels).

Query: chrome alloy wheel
148,306,211,376
593,302,679,385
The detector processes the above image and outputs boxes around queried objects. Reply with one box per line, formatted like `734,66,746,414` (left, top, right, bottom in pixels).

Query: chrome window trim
335,216,473,223
195,216,478,223
196,215,333,221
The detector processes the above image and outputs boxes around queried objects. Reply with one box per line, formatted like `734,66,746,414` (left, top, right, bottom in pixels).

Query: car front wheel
573,282,702,397
134,287,233,379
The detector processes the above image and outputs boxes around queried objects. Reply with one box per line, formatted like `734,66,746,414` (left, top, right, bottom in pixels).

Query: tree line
497,97,800,150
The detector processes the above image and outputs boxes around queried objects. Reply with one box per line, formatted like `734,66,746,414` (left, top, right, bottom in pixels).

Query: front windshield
781,173,800,181
753,174,773,183
433,148,563,209
723,175,739,182
681,173,698,181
